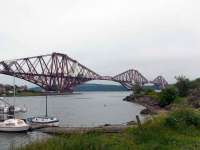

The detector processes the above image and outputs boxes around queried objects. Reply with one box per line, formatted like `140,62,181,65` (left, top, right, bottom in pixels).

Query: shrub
145,90,160,101
144,88,154,94
175,76,190,97
159,86,178,107
165,108,200,129
133,82,144,96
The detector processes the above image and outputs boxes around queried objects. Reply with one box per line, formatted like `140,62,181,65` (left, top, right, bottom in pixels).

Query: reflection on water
0,91,144,149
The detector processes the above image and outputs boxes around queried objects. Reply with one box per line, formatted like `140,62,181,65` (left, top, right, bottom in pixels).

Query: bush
159,87,178,107
145,90,160,101
144,88,154,94
133,82,144,96
175,76,190,97
165,108,200,129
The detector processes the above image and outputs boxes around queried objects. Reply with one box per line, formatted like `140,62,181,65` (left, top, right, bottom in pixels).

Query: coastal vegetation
18,108,200,150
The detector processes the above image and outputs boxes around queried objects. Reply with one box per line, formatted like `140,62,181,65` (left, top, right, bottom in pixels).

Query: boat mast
13,73,16,104
45,95,48,117
13,73,16,118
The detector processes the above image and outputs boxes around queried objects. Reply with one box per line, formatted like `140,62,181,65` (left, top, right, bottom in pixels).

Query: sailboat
0,74,29,132
27,95,59,127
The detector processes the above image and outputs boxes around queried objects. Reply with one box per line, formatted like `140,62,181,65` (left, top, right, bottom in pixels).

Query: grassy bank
16,91,43,96
18,108,200,150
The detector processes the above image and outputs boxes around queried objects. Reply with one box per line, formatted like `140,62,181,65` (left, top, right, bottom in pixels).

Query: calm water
0,91,145,149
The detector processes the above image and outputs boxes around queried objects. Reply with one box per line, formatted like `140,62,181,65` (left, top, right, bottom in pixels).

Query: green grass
145,91,160,101
18,108,200,150
17,91,43,96
128,115,200,150
173,96,188,105
18,133,137,150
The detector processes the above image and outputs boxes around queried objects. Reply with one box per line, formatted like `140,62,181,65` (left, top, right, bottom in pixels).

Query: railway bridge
0,53,168,92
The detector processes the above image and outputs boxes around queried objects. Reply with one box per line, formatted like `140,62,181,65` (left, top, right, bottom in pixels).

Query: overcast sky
0,0,200,86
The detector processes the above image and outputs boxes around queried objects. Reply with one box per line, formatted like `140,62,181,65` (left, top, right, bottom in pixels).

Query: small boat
27,116,59,126
0,118,29,132
27,95,59,127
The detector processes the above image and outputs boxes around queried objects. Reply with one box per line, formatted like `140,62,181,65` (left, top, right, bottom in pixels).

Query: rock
123,95,135,101
191,101,200,108
103,124,111,127
140,108,152,115
127,121,137,126
164,104,172,110
124,94,162,114
187,88,200,108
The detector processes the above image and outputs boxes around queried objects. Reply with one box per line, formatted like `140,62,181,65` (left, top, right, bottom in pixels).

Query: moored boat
0,118,29,132
27,95,59,127
27,116,59,127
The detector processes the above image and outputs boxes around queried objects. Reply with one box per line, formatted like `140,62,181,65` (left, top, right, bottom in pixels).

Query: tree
175,76,190,97
159,86,178,107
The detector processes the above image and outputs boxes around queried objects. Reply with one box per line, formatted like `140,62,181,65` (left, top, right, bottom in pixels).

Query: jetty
35,124,129,135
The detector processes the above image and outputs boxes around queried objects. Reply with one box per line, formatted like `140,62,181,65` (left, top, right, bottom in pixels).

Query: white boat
27,95,59,127
27,116,59,126
0,118,29,132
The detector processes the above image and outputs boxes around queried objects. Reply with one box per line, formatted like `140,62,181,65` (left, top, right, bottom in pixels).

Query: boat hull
27,117,59,127
32,121,59,127
0,126,29,132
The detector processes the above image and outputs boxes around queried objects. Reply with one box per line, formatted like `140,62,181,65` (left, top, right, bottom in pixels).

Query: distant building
18,85,28,92
0,83,28,95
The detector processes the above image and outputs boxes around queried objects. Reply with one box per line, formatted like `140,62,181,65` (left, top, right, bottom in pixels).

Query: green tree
159,86,178,107
175,76,190,97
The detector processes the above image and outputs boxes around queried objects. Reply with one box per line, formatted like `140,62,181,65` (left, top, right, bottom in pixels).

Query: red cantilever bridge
0,53,168,92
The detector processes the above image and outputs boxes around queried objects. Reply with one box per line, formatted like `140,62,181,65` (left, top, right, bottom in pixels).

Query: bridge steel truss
0,53,168,92
151,76,168,89
0,53,100,92
112,69,149,90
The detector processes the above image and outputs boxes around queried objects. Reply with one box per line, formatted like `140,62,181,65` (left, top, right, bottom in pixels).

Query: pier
36,124,129,135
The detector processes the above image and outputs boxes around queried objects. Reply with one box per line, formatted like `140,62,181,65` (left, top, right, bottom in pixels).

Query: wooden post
136,115,143,130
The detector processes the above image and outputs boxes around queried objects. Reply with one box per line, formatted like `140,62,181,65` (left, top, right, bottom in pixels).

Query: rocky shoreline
123,94,167,115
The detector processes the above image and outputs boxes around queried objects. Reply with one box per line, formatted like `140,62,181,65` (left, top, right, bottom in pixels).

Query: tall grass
18,133,136,150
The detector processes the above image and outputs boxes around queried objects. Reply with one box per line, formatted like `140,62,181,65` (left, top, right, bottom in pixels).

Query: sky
0,0,200,86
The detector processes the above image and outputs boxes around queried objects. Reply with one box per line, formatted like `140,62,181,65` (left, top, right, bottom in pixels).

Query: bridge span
0,52,168,92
